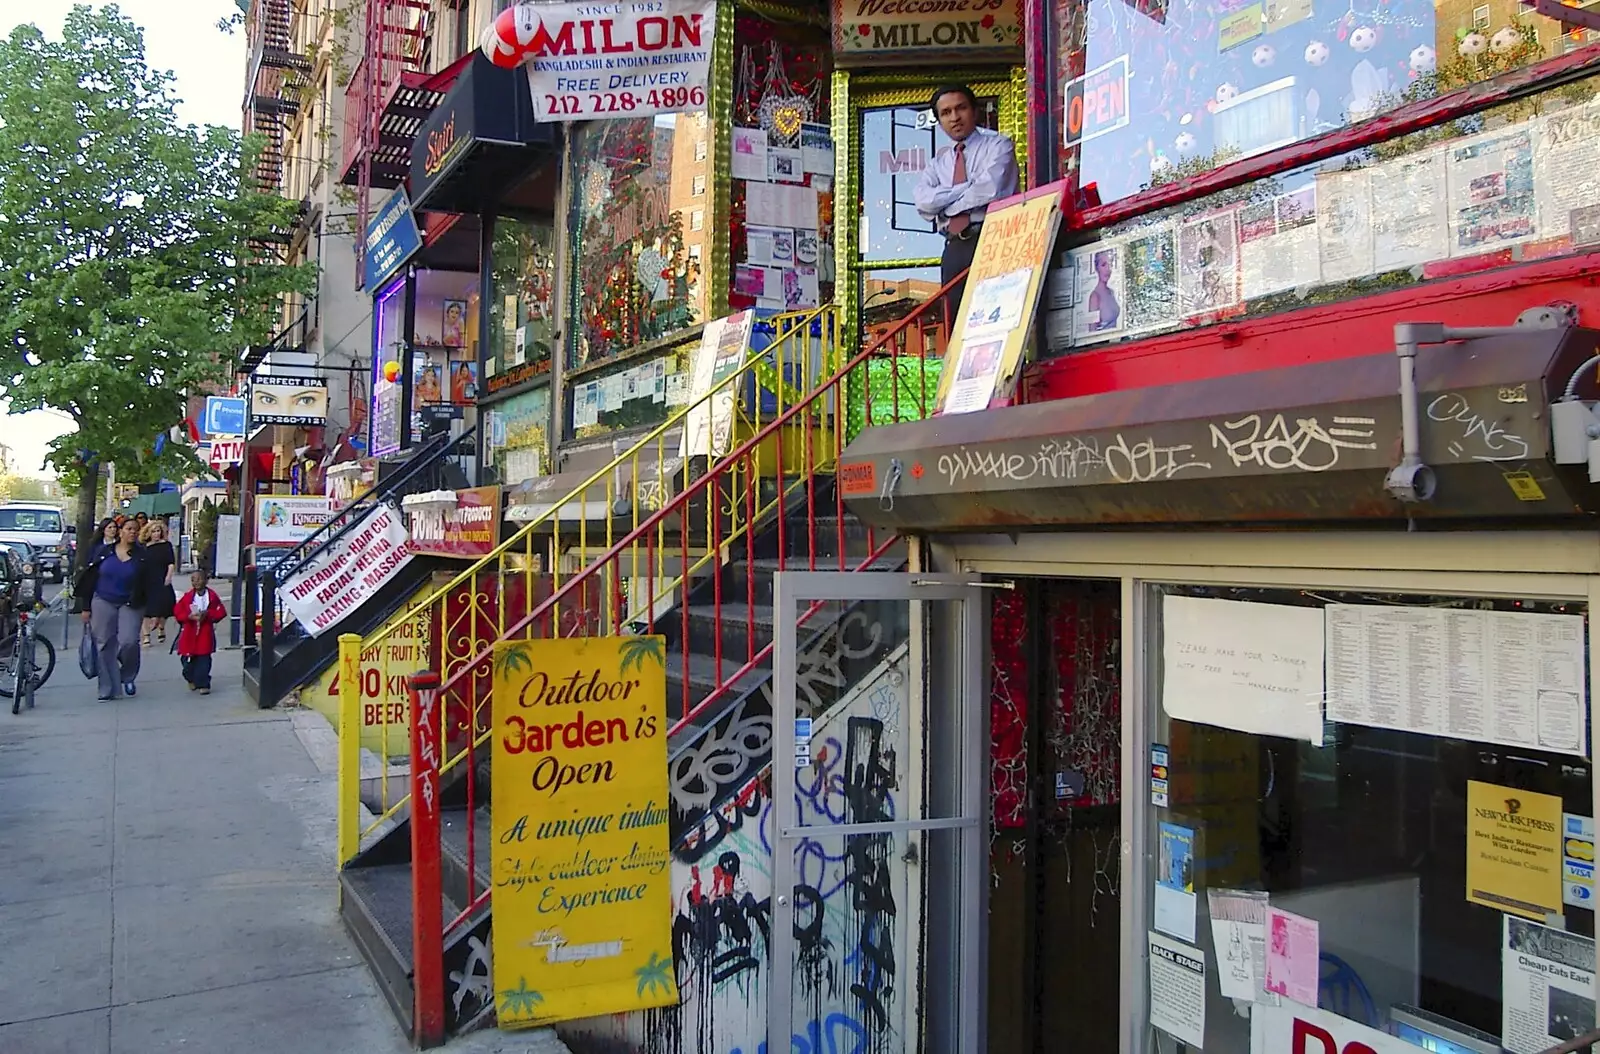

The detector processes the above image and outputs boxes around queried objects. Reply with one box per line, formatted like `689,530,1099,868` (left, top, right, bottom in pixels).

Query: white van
0,503,68,582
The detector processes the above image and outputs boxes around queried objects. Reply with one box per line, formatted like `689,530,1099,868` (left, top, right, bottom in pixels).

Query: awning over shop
840,325,1600,532
123,493,183,517
410,53,558,216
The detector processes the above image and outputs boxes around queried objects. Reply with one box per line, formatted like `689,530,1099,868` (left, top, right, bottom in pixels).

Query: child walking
174,569,227,695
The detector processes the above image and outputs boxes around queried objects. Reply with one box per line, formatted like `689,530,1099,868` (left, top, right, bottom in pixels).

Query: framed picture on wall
442,299,468,348
450,360,478,403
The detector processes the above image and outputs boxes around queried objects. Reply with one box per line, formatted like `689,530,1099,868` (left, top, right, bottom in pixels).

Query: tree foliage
0,4,312,494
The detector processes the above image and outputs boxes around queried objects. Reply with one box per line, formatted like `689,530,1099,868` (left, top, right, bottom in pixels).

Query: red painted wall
1025,253,1600,402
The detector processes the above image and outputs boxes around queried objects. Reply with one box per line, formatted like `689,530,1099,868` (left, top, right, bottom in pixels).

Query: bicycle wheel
0,636,17,706
27,635,55,696
11,638,26,715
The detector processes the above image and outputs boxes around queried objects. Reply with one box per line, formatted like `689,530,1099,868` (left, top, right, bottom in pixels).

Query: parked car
0,503,68,583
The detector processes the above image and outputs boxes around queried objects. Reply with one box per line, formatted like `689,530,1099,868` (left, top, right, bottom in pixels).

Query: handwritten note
1162,595,1326,745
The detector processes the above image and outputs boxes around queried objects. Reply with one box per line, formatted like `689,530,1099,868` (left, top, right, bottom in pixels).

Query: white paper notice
747,183,819,230
1502,915,1596,1054
731,126,768,182
1161,596,1326,745
800,122,834,174
745,229,775,267
961,268,1031,338
1325,605,1588,756
1207,888,1270,1002
1154,884,1197,943
768,147,803,183
1316,168,1374,282
1371,148,1449,271
1535,103,1600,239
940,336,1006,415
1148,931,1207,1048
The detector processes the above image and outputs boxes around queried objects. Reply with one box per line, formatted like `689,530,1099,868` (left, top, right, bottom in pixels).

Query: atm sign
1063,56,1130,147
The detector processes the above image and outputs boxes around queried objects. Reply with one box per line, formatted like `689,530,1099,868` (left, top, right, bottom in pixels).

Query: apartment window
691,174,706,196
694,139,707,161
690,209,704,232
1473,4,1491,27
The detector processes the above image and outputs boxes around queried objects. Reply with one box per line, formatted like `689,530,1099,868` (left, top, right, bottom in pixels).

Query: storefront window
487,217,555,392
1052,0,1583,204
1045,75,1600,353
411,269,480,443
484,385,550,486
566,113,709,371
371,276,407,458
1142,582,1592,1054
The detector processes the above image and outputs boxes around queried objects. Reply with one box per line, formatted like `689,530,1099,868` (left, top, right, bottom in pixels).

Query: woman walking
87,519,118,565
78,519,147,701
139,520,176,646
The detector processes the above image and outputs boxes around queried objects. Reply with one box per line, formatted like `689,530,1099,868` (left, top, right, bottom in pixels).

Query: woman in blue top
78,519,147,701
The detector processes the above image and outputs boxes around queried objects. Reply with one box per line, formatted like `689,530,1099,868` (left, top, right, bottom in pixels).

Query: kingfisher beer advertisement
491,636,678,1027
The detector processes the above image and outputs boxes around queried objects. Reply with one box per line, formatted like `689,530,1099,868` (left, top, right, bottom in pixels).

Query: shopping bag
78,632,98,680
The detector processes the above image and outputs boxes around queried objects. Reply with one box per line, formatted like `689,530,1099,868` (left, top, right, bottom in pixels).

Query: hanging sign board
364,186,423,292
481,2,716,122
491,636,678,1027
208,437,246,470
407,486,503,559
277,503,415,636
202,396,248,437
831,0,1024,66
249,374,329,427
935,183,1066,415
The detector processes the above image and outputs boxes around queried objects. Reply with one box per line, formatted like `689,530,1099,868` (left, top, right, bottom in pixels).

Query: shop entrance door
846,78,1025,339
768,571,986,1054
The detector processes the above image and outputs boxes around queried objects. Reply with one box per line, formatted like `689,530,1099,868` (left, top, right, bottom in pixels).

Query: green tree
0,4,312,568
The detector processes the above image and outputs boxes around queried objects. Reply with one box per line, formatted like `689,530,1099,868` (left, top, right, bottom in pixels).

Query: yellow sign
306,596,430,757
935,185,1065,415
831,0,1024,65
1466,780,1563,919
1218,5,1264,50
491,635,678,1028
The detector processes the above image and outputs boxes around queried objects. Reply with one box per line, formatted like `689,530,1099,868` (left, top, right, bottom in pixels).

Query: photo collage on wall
1052,96,1600,350
730,26,834,315
411,289,479,442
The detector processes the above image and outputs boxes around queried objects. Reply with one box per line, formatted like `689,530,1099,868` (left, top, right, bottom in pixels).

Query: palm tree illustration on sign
498,977,544,1018
618,636,664,675
494,643,534,679
634,951,673,998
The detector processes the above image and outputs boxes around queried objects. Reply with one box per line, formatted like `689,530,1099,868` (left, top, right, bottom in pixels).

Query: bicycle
4,592,63,714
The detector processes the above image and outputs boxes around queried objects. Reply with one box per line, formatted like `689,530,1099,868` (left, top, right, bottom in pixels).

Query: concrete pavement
0,611,568,1054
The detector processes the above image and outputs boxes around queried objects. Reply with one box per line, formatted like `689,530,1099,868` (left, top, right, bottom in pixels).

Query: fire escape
243,0,313,260
340,0,442,288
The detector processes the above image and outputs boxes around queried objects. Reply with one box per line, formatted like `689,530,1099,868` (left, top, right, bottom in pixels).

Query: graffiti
1426,392,1531,462
675,850,772,986
936,437,1107,487
1208,413,1377,473
794,610,888,714
448,935,493,1020
729,1013,871,1054
671,701,773,815
843,717,897,1036
677,778,768,865
1103,433,1212,483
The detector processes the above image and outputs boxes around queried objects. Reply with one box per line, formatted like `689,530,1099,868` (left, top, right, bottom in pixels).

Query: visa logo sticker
1563,813,1595,909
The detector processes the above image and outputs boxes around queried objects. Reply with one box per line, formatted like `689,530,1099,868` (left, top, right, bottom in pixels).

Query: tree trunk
73,462,101,578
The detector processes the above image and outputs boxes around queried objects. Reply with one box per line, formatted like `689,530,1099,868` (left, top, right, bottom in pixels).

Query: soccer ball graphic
1252,44,1276,67
1175,132,1197,153
1349,25,1378,51
1459,31,1489,56
1216,82,1239,104
1490,26,1522,52
1305,40,1330,66
1409,44,1436,73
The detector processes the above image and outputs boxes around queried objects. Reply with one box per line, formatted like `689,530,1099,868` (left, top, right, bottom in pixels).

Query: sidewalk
0,630,567,1054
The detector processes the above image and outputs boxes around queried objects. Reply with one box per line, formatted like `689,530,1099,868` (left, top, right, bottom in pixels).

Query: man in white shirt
913,85,1020,319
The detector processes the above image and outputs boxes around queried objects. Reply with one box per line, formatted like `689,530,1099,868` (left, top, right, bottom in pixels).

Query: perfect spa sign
831,0,1024,64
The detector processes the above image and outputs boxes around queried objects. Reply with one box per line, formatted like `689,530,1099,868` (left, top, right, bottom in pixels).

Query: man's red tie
947,141,970,236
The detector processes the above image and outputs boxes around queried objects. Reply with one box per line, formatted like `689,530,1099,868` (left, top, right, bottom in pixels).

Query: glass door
768,571,987,1054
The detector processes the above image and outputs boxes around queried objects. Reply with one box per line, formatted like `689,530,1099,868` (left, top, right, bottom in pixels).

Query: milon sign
481,2,716,122
831,0,1025,65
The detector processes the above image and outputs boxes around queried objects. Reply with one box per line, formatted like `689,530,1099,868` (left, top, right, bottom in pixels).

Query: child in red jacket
174,569,227,695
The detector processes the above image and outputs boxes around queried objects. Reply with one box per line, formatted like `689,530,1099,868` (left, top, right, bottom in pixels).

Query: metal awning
839,325,1600,532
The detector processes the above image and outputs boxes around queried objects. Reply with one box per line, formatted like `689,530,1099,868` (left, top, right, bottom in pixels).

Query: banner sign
408,486,502,558
831,0,1024,66
278,503,415,636
255,495,332,547
935,184,1066,415
250,374,329,427
208,436,246,470
364,187,423,292
481,2,716,122
202,396,248,437
492,636,678,1027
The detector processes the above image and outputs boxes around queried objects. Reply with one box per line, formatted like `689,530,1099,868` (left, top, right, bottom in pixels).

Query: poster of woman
450,361,478,403
414,362,444,405
442,299,468,347
1071,243,1125,342
1178,210,1241,314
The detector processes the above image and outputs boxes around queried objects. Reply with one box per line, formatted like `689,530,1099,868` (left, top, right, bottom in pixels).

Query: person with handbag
76,518,147,701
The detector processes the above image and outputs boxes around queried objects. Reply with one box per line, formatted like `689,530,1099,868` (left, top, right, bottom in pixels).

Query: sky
1,1,244,476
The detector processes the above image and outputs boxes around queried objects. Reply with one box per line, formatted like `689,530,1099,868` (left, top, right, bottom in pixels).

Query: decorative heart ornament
760,95,811,147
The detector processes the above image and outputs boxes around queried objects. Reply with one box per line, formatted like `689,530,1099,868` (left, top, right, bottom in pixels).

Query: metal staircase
332,292,954,1045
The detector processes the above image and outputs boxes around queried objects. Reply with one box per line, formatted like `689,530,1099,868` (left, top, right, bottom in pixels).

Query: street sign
203,396,248,437
208,436,246,469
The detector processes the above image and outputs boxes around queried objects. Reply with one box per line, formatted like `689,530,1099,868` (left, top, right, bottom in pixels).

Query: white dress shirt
913,125,1020,233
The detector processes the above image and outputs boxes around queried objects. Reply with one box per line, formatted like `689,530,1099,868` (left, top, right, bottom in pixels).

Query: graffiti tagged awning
839,326,1600,532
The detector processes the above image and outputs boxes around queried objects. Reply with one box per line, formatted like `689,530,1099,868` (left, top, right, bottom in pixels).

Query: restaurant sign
408,486,502,559
831,0,1024,65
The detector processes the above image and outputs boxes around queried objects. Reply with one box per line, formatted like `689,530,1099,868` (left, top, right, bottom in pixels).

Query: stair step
340,861,463,1041
664,650,769,723
679,602,776,657
440,807,491,905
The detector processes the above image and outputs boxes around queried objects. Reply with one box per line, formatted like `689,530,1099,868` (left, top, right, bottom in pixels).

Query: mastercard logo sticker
1566,837,1595,862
